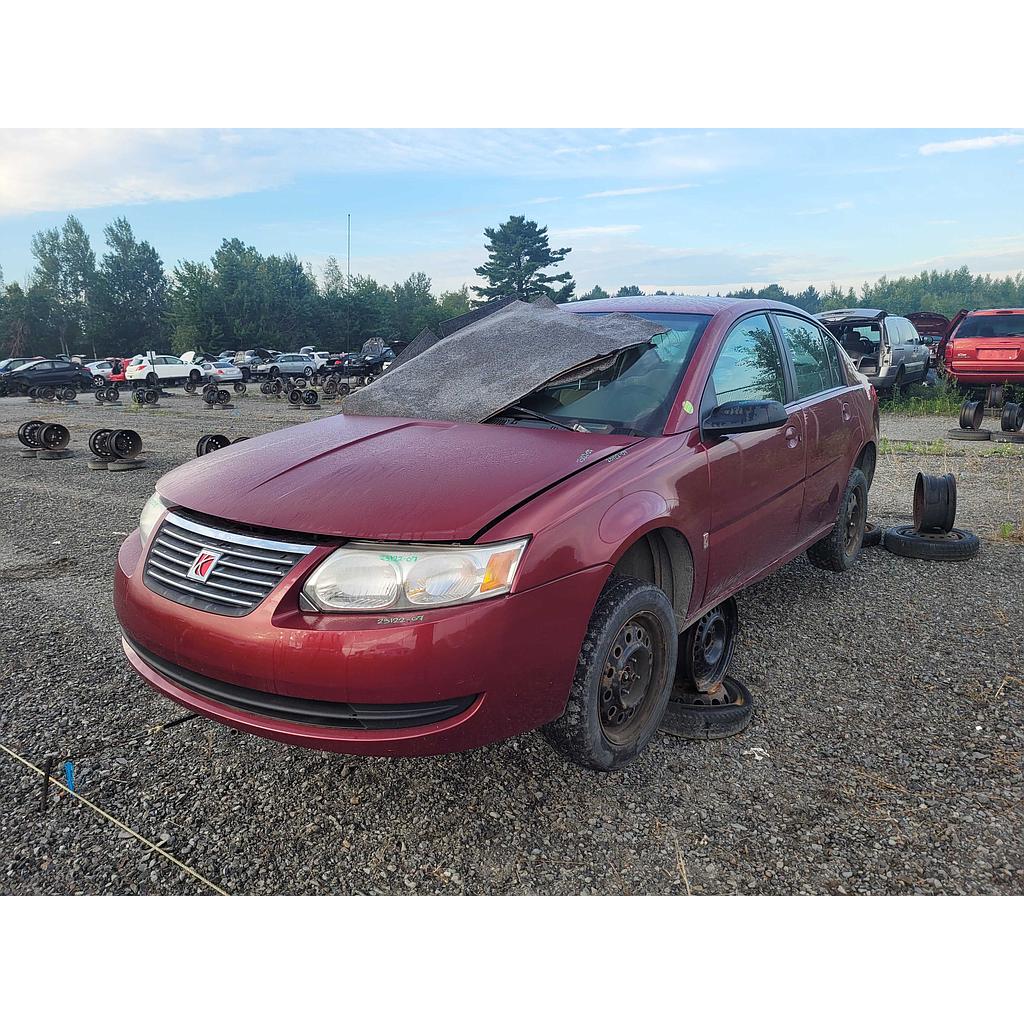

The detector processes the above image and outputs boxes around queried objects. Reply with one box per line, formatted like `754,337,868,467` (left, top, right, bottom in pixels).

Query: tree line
0,215,472,360
2,211,1023,360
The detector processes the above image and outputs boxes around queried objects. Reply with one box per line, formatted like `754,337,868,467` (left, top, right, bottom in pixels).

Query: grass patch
879,438,1024,458
879,377,963,417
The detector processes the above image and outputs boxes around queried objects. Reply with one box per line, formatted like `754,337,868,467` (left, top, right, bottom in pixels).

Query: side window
777,314,837,399
709,314,787,405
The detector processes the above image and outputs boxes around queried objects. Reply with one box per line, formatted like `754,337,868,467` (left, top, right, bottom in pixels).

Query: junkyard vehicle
197,360,244,384
2,357,95,394
0,356,43,374
817,308,930,390
256,352,316,378
324,341,396,383
907,312,951,368
115,297,878,771
941,308,1024,387
125,354,193,388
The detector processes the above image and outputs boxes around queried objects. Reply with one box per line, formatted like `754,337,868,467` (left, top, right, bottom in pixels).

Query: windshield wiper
507,405,590,432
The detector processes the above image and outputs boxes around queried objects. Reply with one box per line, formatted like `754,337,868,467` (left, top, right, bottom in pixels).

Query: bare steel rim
680,599,738,696
599,611,668,745
844,483,867,557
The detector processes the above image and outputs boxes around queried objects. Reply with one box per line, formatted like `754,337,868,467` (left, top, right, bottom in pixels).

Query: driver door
701,314,806,607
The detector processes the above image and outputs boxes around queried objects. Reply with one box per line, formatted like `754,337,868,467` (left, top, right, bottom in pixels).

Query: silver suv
816,309,930,391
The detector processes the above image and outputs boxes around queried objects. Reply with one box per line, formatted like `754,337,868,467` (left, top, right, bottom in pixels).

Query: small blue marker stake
64,761,75,793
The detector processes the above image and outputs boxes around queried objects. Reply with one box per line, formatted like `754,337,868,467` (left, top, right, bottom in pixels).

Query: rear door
773,313,850,538
701,313,807,606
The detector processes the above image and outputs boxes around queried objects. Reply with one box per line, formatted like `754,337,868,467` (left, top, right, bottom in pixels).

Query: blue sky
1,128,1022,295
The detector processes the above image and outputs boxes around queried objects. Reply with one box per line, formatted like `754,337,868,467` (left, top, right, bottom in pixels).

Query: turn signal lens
481,549,518,593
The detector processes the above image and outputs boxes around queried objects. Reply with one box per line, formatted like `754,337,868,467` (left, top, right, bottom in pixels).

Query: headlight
302,538,529,612
139,493,169,544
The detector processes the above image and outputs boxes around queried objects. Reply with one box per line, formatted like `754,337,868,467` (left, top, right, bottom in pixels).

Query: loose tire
233,382,247,394
660,676,754,741
863,521,883,547
18,420,45,448
542,576,677,771
109,429,142,459
88,429,114,459
184,379,197,394
217,389,231,406
301,389,319,406
39,423,70,450
947,427,991,441
676,598,737,693
288,387,302,405
883,525,980,562
959,400,984,430
807,468,868,572
144,387,159,405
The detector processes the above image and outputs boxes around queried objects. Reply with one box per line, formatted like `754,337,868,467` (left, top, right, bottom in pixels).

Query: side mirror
702,400,789,439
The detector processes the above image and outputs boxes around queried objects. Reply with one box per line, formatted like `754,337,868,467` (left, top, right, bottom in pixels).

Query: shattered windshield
955,314,1024,338
508,312,710,435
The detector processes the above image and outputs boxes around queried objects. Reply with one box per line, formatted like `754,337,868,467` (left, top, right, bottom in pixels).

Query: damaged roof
342,298,666,423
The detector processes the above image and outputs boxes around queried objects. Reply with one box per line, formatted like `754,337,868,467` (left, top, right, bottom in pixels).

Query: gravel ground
1,393,1021,895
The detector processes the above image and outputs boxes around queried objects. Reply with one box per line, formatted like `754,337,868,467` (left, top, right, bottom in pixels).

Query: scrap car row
0,297,1009,772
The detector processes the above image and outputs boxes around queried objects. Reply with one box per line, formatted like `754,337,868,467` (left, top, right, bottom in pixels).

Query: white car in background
198,359,243,383
299,346,330,370
124,354,193,387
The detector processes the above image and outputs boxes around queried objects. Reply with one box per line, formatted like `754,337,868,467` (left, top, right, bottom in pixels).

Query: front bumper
115,527,608,756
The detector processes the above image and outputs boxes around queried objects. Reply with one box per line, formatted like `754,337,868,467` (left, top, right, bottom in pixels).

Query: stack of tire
993,402,1024,444
95,384,121,404
132,387,160,406
882,472,979,561
202,383,232,407
17,420,71,459
88,428,144,471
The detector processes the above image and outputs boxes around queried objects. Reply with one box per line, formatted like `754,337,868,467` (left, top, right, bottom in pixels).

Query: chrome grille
144,510,315,617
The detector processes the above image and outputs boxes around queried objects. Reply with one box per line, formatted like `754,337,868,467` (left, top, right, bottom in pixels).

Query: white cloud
919,133,1024,155
526,196,561,205
583,183,696,199
0,129,733,218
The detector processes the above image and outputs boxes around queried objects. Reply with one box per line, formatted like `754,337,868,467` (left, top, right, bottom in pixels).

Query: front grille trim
143,509,316,616
124,635,478,730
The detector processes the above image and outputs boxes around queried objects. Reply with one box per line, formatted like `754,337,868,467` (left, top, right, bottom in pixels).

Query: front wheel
542,576,677,771
807,468,868,572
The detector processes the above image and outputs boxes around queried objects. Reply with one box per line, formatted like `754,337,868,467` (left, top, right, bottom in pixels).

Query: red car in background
941,308,1024,386
115,297,878,771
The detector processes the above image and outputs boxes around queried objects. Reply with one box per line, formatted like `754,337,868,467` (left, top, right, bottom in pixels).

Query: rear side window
710,315,787,404
777,314,837,399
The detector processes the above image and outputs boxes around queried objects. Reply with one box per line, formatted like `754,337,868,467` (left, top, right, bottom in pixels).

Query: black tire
288,388,302,405
146,372,158,387
269,366,280,378
541,576,677,771
1000,403,1023,432
992,431,1024,444
196,433,230,457
988,385,1006,409
106,386,120,402
189,368,202,383
301,389,319,406
863,521,883,547
144,388,159,405
337,382,351,397
807,468,868,572
892,366,906,393
660,676,754,740
184,379,197,394
883,525,980,562
41,386,56,401
95,388,106,403
132,389,146,405
303,366,314,379
947,428,991,440
217,389,231,406
59,387,76,402
259,380,272,395
233,382,246,394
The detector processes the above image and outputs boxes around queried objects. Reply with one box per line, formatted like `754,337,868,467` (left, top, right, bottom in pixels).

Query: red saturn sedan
115,297,878,770
941,308,1024,387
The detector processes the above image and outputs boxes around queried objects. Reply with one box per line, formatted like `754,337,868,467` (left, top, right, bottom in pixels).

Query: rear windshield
955,314,1024,339
513,312,711,436
832,322,882,350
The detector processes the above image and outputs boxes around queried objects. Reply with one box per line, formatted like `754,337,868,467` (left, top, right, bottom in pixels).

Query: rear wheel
542,576,676,771
146,372,158,386
807,468,868,572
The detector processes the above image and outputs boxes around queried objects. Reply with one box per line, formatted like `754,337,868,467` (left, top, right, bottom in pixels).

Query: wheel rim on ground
599,611,666,745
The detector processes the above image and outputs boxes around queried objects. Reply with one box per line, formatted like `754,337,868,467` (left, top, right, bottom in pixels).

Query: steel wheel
678,598,738,693
843,483,866,556
598,612,667,745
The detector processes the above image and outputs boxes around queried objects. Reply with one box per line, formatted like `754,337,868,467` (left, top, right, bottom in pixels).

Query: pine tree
473,215,574,305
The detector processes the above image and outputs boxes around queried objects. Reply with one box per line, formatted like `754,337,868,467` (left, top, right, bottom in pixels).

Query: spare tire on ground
946,427,991,441
883,525,980,562
660,676,754,740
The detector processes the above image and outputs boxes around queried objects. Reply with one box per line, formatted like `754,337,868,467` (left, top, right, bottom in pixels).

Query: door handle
841,402,852,421
784,425,800,448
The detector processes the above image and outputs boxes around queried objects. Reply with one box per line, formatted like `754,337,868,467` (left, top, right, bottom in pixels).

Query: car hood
157,415,641,542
